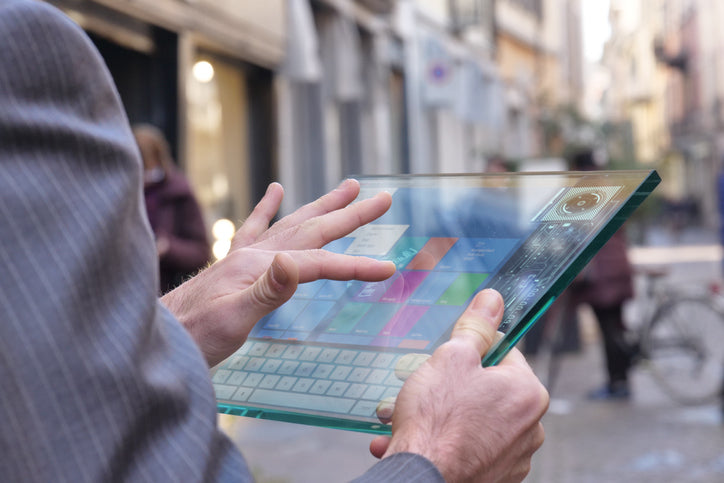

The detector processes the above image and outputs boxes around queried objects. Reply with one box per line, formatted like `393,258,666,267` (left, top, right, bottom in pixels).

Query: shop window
186,55,273,260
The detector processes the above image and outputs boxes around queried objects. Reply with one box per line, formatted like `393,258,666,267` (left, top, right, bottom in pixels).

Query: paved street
527,337,724,483
220,231,724,482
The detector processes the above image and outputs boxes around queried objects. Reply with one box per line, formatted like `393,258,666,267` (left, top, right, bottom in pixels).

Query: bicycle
533,266,724,405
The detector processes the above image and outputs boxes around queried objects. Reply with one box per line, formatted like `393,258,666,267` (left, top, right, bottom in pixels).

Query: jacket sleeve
0,1,249,481
352,453,445,483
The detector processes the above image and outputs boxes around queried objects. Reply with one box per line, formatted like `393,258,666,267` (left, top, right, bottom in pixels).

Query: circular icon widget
542,186,622,222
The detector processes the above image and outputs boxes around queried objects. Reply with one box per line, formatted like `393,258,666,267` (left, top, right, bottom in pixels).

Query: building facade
47,0,284,251
44,0,584,254
652,0,724,226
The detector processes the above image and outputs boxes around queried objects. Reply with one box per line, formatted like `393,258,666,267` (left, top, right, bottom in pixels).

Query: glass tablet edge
481,169,661,367
217,402,393,435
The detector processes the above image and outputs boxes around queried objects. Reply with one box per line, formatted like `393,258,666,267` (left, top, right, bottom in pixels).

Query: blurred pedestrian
570,149,636,399
716,156,724,276
485,154,510,173
134,124,210,293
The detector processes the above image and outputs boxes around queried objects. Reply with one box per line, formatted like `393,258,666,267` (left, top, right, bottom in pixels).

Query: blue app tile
405,305,464,342
295,279,326,298
290,300,336,332
262,299,308,330
407,271,459,305
323,237,354,254
316,280,352,300
316,333,375,345
436,238,517,272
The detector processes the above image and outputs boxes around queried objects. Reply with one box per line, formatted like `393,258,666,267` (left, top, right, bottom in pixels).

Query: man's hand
370,289,549,483
162,179,396,367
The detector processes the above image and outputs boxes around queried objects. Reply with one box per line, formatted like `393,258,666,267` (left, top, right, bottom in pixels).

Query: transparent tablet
213,170,660,434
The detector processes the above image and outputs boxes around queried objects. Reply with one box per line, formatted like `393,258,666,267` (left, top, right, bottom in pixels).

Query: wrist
384,424,470,482
384,435,442,474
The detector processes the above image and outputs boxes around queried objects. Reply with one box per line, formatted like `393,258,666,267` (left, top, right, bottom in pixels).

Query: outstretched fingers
231,183,284,249
258,179,362,242
258,191,393,251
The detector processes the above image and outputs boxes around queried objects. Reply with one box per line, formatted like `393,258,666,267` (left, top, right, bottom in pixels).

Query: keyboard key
299,347,321,361
350,400,379,417
362,385,385,401
212,369,231,384
348,368,371,383
292,378,314,393
318,348,340,363
227,371,247,385
330,366,353,380
309,380,332,394
294,362,317,377
232,387,253,402
266,344,287,358
282,345,304,359
278,361,299,375
353,352,376,366
366,369,389,385
249,342,270,357
381,387,400,400
242,373,264,387
249,389,356,414
345,384,367,399
260,359,282,373
312,364,335,379
327,381,350,397
244,357,265,372
227,355,249,370
371,353,397,368
214,384,236,399
277,376,298,391
259,375,281,389
335,350,358,365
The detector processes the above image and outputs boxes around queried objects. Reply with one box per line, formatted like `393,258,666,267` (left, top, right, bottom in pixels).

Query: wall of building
45,0,586,251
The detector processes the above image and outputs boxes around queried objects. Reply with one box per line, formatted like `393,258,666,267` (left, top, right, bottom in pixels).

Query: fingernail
270,257,289,288
265,182,281,196
471,289,502,319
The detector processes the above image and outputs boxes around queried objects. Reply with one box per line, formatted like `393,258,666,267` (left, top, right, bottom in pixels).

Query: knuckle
454,317,497,348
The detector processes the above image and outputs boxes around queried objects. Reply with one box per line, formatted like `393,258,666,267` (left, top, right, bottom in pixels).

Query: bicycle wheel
642,297,724,405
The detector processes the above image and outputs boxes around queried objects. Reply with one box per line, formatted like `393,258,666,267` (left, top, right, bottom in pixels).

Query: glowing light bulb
193,60,215,83
212,218,236,241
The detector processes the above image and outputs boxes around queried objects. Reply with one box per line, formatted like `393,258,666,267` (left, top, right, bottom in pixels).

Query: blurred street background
43,0,724,480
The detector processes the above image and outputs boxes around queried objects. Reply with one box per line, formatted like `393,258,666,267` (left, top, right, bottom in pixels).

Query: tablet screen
215,170,659,432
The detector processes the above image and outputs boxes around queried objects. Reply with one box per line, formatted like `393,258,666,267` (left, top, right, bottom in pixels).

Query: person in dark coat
134,124,211,293
572,228,635,398
570,149,636,399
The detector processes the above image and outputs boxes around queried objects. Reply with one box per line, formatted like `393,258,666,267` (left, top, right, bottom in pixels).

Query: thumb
244,252,299,319
450,289,504,357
